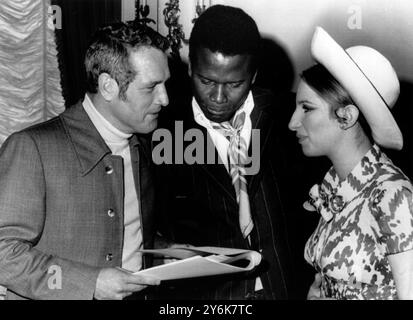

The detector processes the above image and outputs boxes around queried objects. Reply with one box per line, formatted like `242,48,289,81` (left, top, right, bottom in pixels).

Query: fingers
163,258,179,264
94,268,161,300
307,273,322,300
121,283,148,293
117,274,161,300
169,242,194,249
312,273,322,287
115,267,161,286
124,273,161,286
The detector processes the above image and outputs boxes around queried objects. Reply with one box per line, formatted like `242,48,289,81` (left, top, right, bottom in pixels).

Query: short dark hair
301,64,354,115
189,5,260,70
301,63,372,140
84,21,169,100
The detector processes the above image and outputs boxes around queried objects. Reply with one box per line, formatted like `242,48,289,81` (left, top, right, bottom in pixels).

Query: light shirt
191,91,262,291
82,94,143,272
192,91,254,172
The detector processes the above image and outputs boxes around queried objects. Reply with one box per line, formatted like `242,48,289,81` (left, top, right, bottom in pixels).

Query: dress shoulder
371,171,413,255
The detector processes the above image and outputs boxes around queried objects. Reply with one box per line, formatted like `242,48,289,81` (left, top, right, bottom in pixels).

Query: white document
134,246,262,281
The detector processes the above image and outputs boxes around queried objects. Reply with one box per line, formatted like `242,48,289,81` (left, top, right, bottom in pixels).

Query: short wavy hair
301,63,372,140
84,21,170,100
189,5,260,71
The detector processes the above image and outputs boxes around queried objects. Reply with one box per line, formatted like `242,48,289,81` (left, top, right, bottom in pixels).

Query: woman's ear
335,104,359,129
98,73,119,101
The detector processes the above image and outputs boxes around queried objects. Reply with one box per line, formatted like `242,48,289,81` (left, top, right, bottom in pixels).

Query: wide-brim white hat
310,27,403,150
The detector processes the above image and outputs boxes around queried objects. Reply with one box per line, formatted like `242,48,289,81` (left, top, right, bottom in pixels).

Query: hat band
344,50,390,110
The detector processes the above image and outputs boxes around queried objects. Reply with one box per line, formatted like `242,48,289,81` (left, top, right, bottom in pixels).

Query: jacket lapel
60,102,111,176
185,112,237,202
247,90,276,197
183,90,278,203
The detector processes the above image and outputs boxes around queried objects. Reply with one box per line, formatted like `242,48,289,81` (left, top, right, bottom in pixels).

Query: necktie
212,112,254,239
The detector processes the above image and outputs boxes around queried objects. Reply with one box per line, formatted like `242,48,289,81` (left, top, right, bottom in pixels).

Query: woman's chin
301,145,320,157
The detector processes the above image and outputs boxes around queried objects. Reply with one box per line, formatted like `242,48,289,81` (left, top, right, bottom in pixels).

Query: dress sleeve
375,182,413,255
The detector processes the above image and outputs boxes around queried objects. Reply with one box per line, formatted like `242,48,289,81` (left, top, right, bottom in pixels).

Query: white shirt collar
82,94,131,154
192,91,254,129
191,91,254,170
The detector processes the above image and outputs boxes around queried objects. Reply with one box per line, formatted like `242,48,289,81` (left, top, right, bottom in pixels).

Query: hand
307,273,335,300
94,267,161,300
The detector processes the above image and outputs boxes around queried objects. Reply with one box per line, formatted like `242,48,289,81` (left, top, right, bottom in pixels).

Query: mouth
206,107,233,121
205,106,226,115
149,108,162,116
296,134,308,143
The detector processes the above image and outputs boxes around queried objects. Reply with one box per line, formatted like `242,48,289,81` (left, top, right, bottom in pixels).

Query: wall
212,0,413,178
222,0,413,87
122,0,136,21
130,0,413,177
134,0,413,86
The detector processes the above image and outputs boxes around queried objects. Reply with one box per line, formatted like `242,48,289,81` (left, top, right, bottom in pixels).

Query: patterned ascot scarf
212,112,254,240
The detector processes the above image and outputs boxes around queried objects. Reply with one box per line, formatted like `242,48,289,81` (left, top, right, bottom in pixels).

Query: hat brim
310,27,403,150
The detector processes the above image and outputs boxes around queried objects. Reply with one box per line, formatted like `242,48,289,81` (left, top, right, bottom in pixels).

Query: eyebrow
196,73,244,84
297,99,314,105
144,76,170,86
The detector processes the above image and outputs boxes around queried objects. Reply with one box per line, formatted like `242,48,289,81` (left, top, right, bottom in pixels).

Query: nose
157,84,169,107
210,84,227,104
288,108,301,131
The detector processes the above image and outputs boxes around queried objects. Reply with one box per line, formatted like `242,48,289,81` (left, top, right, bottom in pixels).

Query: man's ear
335,104,359,129
98,73,119,101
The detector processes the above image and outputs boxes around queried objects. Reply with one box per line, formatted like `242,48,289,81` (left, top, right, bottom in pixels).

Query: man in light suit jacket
154,5,299,299
0,21,170,300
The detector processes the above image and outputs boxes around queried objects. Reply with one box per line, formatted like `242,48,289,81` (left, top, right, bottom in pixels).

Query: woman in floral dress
289,27,413,299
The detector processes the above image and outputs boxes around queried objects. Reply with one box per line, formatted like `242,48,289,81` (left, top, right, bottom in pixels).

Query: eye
200,78,213,86
145,84,156,91
302,104,313,113
229,82,243,88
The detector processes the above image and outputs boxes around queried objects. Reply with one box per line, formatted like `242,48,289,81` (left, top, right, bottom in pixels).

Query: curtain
0,0,65,145
52,0,121,106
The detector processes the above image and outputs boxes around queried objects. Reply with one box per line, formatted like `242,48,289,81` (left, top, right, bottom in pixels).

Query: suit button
105,253,113,261
105,165,113,174
107,209,115,218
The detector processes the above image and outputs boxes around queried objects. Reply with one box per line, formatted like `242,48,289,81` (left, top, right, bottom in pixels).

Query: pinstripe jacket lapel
184,89,277,203
186,114,237,203
247,89,277,196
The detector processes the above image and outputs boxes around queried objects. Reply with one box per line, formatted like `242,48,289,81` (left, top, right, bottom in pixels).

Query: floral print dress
304,144,413,299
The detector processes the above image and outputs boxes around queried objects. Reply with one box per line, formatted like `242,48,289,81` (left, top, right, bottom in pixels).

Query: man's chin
204,111,231,123
137,120,158,134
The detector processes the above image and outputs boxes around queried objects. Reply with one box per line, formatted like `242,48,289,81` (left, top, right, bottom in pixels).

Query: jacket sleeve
0,132,100,300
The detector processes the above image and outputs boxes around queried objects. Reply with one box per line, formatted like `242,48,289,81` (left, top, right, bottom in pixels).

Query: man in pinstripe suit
155,5,297,299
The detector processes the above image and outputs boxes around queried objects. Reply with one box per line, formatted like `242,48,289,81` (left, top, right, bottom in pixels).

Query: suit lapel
60,102,111,176
247,90,276,197
182,89,278,203
185,113,237,202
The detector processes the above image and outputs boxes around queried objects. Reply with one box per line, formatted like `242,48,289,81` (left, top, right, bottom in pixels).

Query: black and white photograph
0,0,412,311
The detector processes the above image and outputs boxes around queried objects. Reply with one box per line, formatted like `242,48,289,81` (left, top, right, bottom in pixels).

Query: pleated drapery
0,0,64,145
